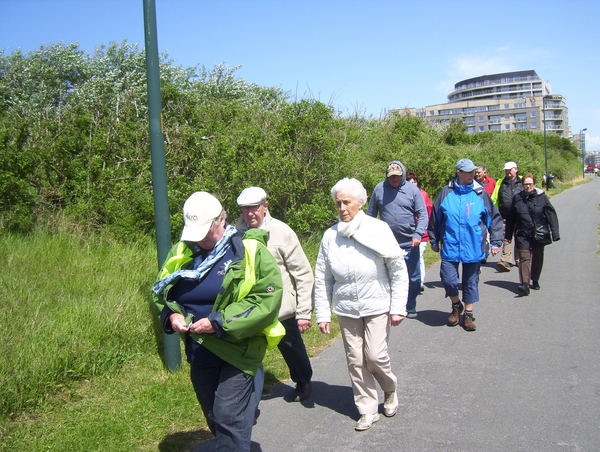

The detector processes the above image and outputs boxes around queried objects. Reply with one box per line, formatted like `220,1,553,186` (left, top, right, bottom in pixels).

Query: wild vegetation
1,41,581,240
0,41,584,450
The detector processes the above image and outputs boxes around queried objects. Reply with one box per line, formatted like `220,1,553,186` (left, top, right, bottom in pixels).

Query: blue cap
456,158,477,172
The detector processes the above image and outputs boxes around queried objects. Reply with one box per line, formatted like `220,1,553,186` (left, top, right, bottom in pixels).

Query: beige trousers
339,313,397,415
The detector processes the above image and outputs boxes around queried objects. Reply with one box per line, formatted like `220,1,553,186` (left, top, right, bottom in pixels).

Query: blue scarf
152,225,237,295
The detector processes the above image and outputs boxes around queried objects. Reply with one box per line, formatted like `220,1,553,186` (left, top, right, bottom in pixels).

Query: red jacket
480,174,496,196
420,188,433,241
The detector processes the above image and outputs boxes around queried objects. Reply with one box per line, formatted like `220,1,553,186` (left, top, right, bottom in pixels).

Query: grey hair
477,165,487,172
212,210,227,228
330,178,368,207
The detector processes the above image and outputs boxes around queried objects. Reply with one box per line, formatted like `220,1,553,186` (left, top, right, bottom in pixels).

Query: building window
429,111,435,116
504,104,510,109
466,127,475,134
530,101,536,107
515,123,527,130
490,125,501,131
478,116,485,122
530,111,537,118
479,126,485,132
515,113,527,122
514,102,526,108
488,105,500,111
530,122,537,129
505,124,511,130
505,114,511,120
476,106,487,112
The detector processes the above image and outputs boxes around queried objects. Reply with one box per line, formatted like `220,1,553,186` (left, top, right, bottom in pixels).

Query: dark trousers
278,316,313,384
190,360,255,452
517,246,545,284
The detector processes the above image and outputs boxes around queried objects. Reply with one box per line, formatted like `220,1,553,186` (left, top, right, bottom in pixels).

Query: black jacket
505,188,560,249
497,175,524,218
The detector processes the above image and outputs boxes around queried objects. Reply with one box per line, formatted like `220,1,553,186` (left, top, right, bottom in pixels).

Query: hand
490,245,500,256
412,237,421,248
297,319,311,333
431,244,439,253
390,314,404,326
169,313,190,333
189,318,215,334
318,322,330,334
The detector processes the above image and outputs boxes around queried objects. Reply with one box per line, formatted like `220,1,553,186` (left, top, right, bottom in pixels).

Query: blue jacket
428,179,503,263
367,161,428,248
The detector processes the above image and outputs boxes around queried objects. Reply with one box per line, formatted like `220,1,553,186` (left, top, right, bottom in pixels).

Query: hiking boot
518,283,530,295
463,312,476,331
497,261,511,272
355,413,380,431
406,309,417,318
531,281,540,290
383,391,398,417
294,381,311,402
448,301,464,326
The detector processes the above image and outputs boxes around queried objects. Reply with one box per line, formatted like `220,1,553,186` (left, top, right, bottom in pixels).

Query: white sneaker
355,413,380,431
383,390,398,417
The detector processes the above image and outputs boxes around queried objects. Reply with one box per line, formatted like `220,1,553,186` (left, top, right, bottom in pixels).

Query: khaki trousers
339,313,397,415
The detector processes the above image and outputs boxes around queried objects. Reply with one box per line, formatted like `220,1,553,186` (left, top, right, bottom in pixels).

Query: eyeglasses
523,183,534,186
241,203,264,213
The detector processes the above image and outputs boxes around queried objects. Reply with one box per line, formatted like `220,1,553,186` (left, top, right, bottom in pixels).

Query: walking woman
314,178,408,431
505,173,560,295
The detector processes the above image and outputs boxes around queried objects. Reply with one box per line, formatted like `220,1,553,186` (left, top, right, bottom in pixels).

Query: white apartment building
405,70,570,137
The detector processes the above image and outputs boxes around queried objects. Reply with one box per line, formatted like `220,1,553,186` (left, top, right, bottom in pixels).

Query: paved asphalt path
196,177,600,452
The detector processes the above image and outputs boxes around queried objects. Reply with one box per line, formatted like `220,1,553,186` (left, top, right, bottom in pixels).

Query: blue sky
2,0,599,151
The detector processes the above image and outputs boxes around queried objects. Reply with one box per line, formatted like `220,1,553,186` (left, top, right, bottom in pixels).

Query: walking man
367,161,427,318
236,187,314,402
429,159,503,331
491,161,523,271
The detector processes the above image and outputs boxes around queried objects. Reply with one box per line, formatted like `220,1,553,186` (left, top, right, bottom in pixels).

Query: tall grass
0,230,339,451
0,232,157,418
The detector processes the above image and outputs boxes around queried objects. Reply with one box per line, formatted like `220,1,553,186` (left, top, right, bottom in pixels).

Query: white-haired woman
314,178,409,431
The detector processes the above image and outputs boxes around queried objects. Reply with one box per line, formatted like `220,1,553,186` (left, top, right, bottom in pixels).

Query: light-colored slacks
338,313,397,415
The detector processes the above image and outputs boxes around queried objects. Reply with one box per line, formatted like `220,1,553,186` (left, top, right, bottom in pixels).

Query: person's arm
544,196,560,241
314,235,334,334
283,230,314,323
366,185,380,218
212,243,283,340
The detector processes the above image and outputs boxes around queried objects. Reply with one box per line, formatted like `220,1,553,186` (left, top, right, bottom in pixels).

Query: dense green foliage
0,41,582,241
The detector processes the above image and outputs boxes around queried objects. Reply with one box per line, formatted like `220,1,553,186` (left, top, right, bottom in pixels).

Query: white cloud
436,46,552,97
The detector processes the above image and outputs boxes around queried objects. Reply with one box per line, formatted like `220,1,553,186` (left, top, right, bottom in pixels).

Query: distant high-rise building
403,70,570,137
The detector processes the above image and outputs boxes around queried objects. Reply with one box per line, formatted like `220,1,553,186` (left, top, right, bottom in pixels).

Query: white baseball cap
503,161,518,170
237,187,267,206
180,192,222,242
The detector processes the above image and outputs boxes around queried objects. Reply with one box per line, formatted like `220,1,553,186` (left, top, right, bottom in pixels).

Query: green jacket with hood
153,228,283,376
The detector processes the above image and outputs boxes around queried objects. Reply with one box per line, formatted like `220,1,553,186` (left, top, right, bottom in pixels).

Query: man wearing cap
367,160,427,318
152,191,283,451
491,161,523,272
428,159,503,331
235,187,314,402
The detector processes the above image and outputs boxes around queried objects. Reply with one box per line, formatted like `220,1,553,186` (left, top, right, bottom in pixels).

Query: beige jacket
236,211,314,321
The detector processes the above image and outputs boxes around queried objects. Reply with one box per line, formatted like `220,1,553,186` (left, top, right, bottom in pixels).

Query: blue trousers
190,359,255,452
439,260,481,304
403,244,422,311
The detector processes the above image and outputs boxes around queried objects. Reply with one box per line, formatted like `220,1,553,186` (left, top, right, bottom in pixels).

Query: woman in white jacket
314,178,409,431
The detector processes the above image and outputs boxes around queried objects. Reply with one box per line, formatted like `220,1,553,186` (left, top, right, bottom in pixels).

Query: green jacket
153,228,283,376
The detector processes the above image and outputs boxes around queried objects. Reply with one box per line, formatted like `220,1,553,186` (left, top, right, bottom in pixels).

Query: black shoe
518,283,530,295
294,382,311,402
530,281,540,290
